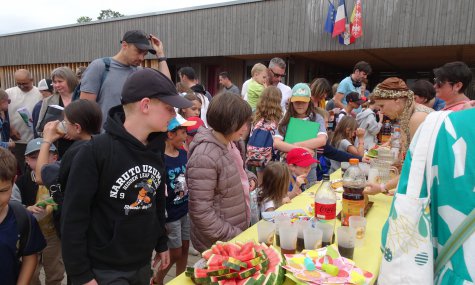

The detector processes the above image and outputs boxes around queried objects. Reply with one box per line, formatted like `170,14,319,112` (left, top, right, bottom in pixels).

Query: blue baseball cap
25,138,57,156
167,114,196,131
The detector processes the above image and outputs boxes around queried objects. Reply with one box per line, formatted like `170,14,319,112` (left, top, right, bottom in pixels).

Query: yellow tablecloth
168,170,393,285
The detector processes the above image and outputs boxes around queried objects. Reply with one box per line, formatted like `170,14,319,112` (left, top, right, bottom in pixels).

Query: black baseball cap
121,30,156,55
121,68,193,108
346,92,366,105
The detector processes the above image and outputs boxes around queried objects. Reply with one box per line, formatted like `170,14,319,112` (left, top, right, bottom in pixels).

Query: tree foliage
77,16,92,23
97,9,124,20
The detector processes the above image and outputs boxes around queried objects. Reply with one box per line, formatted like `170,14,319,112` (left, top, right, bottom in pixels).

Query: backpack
246,119,276,167
72,57,111,101
9,200,31,258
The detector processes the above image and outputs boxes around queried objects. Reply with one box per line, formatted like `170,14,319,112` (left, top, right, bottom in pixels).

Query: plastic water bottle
314,174,336,226
249,190,260,226
341,159,366,226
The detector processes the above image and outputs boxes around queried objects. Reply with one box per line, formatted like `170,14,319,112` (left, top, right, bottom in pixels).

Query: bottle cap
349,158,359,165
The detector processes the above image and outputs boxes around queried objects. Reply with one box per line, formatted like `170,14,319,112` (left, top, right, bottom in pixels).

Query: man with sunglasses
6,69,42,171
80,30,171,128
241,57,292,111
433,61,472,112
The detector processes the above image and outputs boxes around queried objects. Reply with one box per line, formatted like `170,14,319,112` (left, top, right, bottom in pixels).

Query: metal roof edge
0,0,263,37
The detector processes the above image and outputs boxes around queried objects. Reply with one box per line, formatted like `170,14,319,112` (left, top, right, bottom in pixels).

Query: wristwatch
157,56,167,62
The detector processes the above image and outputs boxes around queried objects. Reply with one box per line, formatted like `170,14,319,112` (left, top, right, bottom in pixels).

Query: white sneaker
189,246,200,256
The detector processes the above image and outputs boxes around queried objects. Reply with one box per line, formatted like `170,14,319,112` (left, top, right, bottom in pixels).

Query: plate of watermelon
186,241,285,285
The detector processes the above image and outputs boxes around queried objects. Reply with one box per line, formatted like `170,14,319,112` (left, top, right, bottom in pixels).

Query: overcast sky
0,0,234,35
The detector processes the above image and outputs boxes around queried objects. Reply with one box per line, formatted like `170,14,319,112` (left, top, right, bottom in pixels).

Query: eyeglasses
270,69,286,78
433,78,454,88
16,82,30,87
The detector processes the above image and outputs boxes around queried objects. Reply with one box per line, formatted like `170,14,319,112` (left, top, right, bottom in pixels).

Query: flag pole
343,0,348,24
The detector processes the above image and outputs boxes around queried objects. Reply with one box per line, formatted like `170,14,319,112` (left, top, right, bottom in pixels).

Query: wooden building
0,0,474,96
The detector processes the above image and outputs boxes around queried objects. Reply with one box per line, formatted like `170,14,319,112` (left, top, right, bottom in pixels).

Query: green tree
77,16,92,23
97,9,124,20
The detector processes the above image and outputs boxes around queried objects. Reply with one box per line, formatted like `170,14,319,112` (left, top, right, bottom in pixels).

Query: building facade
0,0,474,96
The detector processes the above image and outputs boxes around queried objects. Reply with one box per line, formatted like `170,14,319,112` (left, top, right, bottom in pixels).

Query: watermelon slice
207,267,231,276
238,267,256,279
224,242,242,257
216,272,239,280
244,255,265,268
263,272,276,285
202,249,213,259
239,241,256,254
207,254,228,267
236,249,257,261
253,273,265,284
236,277,256,285
223,257,248,271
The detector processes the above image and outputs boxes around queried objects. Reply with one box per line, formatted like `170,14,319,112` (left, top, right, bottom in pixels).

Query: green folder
284,117,321,144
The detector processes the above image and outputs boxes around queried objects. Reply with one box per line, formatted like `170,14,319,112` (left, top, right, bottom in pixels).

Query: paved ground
39,249,202,284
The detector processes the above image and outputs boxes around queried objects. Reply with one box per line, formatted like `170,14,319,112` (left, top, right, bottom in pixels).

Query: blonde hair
331,116,358,147
258,162,290,209
253,86,283,124
251,63,267,77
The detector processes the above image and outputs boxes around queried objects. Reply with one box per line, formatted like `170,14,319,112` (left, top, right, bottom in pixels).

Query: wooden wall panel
1,0,474,67
0,59,155,89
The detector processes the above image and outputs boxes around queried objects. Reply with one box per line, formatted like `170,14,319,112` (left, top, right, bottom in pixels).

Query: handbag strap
406,111,450,199
434,208,475,276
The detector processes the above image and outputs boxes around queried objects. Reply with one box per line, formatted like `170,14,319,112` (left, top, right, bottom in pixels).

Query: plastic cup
274,215,290,247
296,220,310,252
279,222,297,254
349,216,366,247
303,227,323,250
257,220,276,246
316,221,334,247
337,226,356,260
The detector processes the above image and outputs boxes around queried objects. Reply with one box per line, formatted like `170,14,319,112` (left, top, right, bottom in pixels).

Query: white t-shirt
242,79,251,101
277,82,292,112
242,80,291,112
6,86,42,143
260,199,275,215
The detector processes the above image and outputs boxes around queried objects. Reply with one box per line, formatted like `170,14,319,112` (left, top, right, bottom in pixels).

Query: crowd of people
0,29,474,285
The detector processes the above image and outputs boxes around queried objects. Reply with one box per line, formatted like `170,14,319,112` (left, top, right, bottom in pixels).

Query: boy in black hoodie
61,68,192,285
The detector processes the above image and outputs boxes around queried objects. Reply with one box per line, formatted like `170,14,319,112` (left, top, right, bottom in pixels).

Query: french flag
332,0,346,37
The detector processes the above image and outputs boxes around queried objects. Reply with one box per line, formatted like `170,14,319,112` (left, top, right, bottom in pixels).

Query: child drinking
13,138,63,284
356,95,383,150
285,147,318,199
258,162,291,213
330,116,365,173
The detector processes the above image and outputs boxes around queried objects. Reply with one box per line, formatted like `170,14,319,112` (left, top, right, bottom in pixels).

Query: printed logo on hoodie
110,165,162,215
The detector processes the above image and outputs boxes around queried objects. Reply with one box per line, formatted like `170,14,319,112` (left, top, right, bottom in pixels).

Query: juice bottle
341,159,366,226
